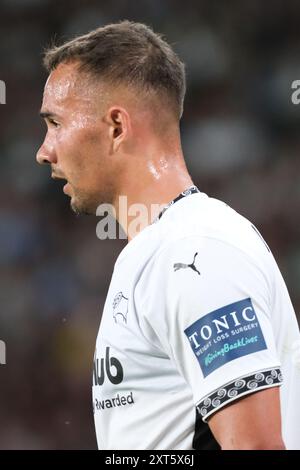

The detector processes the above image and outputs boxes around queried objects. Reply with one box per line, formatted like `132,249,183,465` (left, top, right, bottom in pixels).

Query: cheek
78,128,106,168
57,123,107,185
56,129,72,155
56,129,83,168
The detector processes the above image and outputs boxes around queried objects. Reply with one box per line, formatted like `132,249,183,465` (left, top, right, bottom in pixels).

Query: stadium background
0,0,300,449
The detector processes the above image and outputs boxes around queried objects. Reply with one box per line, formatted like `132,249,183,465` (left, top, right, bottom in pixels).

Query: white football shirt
92,189,300,450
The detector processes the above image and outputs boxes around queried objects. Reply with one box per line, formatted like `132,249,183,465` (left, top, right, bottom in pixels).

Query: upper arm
137,235,284,448
208,386,285,449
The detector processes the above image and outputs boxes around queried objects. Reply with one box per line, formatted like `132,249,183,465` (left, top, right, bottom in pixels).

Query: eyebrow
39,111,60,120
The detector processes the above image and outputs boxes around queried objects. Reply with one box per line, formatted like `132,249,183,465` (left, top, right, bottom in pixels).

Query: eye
45,117,60,129
49,118,60,128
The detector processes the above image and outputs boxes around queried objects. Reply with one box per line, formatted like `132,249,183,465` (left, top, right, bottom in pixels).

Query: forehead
42,62,101,113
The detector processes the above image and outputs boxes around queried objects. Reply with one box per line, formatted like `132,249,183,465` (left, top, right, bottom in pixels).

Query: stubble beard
70,194,98,216
70,186,115,217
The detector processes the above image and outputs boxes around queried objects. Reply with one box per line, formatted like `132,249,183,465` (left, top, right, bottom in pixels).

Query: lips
63,182,71,194
51,173,70,195
51,173,67,182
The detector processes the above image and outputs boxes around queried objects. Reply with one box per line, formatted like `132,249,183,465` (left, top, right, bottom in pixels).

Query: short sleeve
136,235,283,422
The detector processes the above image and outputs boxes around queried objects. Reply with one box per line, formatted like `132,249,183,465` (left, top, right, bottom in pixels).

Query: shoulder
135,193,275,315
154,192,271,263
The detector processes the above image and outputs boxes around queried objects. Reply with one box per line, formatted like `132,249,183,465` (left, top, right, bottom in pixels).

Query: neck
114,153,193,241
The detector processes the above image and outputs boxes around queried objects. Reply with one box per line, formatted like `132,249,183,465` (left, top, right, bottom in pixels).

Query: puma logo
173,252,200,276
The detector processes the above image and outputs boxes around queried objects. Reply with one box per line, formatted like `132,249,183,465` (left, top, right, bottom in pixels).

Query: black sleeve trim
196,367,283,422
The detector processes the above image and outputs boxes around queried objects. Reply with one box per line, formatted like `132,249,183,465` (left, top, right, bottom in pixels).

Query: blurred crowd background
0,0,300,449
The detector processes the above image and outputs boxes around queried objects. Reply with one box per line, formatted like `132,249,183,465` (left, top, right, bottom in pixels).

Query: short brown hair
43,20,186,118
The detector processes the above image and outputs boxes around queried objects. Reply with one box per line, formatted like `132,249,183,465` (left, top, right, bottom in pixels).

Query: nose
36,139,57,165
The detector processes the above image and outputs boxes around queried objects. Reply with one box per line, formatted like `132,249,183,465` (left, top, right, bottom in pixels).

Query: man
37,21,300,450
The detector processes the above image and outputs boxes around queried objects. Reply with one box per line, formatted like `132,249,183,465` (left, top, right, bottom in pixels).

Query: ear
107,106,131,153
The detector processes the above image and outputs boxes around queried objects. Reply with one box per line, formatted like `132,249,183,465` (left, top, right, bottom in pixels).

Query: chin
70,195,97,216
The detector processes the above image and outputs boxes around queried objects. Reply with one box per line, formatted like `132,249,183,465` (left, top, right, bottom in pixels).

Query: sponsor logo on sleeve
184,298,267,377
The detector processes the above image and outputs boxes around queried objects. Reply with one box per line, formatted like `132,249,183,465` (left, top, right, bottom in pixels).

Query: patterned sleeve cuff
196,367,283,422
